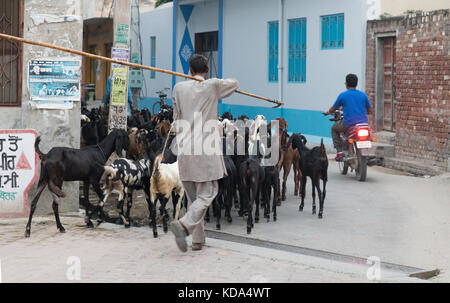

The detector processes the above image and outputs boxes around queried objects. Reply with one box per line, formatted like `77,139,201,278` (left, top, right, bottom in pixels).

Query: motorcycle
328,110,378,181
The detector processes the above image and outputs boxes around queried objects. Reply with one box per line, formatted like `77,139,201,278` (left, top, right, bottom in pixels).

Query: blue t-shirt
333,89,371,126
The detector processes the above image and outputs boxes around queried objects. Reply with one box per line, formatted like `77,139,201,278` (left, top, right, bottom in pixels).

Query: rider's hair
345,74,358,88
189,54,209,74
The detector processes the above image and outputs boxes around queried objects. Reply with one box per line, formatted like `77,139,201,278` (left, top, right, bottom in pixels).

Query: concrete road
203,161,450,282
0,160,448,282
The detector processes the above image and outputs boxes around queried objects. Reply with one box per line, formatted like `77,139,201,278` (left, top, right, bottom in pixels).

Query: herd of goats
24,104,328,238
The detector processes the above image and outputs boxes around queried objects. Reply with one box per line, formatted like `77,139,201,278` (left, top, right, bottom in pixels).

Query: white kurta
172,75,239,182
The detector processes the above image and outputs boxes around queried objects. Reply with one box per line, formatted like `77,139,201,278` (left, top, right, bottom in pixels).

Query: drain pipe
278,0,284,115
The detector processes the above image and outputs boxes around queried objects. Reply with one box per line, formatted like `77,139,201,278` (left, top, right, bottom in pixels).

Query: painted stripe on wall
219,103,333,140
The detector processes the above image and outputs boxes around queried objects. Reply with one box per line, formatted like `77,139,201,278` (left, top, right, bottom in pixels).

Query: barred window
0,0,22,106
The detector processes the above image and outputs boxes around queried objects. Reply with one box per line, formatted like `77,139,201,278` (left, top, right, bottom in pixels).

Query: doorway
375,35,397,132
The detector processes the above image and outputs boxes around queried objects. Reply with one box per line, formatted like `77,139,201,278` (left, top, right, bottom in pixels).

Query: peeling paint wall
21,0,83,216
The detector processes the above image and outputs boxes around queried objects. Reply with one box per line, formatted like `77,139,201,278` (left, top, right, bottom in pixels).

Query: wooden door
382,37,396,132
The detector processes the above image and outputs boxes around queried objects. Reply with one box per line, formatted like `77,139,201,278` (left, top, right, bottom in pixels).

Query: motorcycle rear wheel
356,149,367,182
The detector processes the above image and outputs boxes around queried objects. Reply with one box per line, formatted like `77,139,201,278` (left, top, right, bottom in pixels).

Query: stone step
373,131,396,145
370,142,395,158
383,157,444,176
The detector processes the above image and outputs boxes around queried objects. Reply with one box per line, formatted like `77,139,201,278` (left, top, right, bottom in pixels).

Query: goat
239,157,265,234
98,153,152,228
262,165,278,222
278,133,301,203
127,128,150,160
26,129,130,237
149,154,184,238
208,155,237,230
291,134,328,219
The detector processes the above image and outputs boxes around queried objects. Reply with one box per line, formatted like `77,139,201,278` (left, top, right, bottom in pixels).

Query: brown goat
276,127,301,204
156,120,171,138
126,128,149,160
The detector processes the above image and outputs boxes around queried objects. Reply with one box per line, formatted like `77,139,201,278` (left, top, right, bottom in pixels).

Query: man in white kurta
169,54,239,252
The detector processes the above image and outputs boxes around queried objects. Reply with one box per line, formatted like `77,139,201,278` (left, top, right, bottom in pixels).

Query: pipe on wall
278,0,284,112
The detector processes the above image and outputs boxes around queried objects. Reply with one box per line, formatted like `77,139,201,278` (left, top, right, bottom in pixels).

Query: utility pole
129,0,144,109
108,0,132,133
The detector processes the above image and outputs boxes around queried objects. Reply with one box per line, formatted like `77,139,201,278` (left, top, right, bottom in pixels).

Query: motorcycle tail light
357,128,370,140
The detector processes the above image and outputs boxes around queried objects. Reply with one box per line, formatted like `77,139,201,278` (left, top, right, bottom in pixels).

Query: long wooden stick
0,33,284,107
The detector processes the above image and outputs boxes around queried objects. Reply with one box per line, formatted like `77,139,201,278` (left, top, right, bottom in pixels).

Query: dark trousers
331,120,349,152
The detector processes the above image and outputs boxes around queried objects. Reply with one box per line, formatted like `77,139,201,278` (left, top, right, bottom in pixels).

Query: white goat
149,154,185,237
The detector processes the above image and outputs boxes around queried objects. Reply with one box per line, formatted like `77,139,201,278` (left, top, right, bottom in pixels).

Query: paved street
0,160,448,283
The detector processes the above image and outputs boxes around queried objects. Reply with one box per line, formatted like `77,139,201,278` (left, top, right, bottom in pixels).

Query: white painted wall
174,0,219,86
140,5,173,98
223,0,368,112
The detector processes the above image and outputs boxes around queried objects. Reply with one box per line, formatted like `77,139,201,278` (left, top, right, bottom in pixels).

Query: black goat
26,129,130,237
262,165,278,222
291,134,328,219
208,156,237,230
239,157,265,234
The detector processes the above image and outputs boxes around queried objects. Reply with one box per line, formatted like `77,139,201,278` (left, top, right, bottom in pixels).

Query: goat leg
149,193,158,238
312,178,316,215
254,189,260,224
83,181,94,228
25,180,47,237
225,190,232,223
215,194,222,230
205,206,210,222
174,189,184,221
299,176,306,212
124,189,133,228
247,192,253,234
92,182,107,226
272,184,277,222
51,194,65,233
318,179,326,219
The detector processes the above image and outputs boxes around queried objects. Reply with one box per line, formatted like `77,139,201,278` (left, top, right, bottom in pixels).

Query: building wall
140,4,174,108
223,0,368,141
0,0,83,216
366,10,450,171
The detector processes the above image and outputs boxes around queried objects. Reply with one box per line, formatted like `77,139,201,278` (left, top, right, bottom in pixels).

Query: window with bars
268,21,278,83
0,0,22,106
288,18,306,83
321,13,344,49
150,36,156,79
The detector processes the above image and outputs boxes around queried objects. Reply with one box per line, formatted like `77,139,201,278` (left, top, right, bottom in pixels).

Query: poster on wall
0,130,38,218
110,67,128,106
111,47,129,70
28,59,81,102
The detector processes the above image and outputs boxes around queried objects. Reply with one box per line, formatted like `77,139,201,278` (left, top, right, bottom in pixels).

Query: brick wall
366,10,450,172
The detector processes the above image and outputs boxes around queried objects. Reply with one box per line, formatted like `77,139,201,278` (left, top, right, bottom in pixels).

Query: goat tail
153,155,162,178
320,138,327,161
49,180,66,198
34,136,46,161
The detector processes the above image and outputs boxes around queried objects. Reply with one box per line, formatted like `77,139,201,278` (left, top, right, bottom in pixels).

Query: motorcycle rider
323,74,372,161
